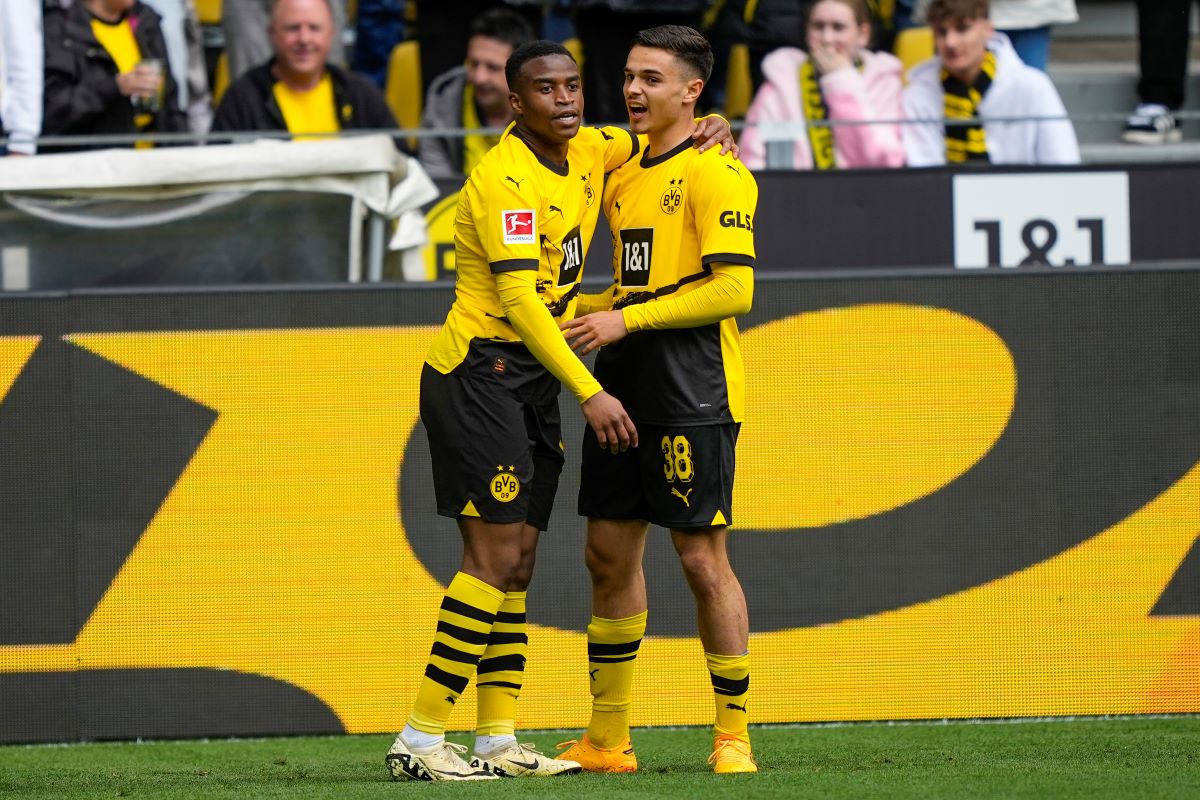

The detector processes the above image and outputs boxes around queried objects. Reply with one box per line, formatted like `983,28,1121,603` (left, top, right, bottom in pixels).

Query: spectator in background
1,0,43,155
141,0,214,134
223,0,347,82
42,0,187,148
902,0,1079,166
212,0,399,143
739,0,904,170
915,0,1078,71
414,1,544,97
571,0,708,124
1123,0,1195,145
419,7,535,178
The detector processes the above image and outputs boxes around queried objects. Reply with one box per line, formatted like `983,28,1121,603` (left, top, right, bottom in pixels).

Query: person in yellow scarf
418,8,536,179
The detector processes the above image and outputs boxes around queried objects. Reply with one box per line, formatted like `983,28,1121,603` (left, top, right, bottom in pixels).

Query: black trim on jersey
612,267,712,309
702,252,756,268
622,128,641,163
640,135,695,168
510,127,570,176
490,258,540,274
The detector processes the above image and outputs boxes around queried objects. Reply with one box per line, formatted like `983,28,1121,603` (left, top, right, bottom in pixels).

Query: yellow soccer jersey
426,123,639,394
596,137,758,425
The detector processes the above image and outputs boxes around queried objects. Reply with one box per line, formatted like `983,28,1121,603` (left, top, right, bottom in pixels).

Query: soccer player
558,25,759,775
385,40,735,782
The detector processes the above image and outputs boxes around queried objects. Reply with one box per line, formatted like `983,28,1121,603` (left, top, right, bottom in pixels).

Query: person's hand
809,46,853,77
116,64,162,99
561,310,628,355
691,115,740,159
581,390,638,453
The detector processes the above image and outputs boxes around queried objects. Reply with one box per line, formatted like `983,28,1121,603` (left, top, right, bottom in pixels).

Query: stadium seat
195,0,221,26
724,43,752,120
563,37,584,69
386,40,421,151
894,26,934,79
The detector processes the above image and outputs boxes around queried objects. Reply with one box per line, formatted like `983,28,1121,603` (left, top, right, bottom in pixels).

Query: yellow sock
584,611,647,748
408,572,505,735
707,650,750,743
475,591,526,736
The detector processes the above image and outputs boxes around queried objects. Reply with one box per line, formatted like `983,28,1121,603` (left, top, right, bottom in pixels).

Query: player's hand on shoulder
561,310,628,355
581,391,638,453
692,115,741,160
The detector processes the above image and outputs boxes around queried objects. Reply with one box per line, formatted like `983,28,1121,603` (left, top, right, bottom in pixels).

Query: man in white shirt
902,0,1079,166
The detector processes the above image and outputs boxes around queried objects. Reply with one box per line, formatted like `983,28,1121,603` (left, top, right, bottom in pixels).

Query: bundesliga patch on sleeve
502,209,536,244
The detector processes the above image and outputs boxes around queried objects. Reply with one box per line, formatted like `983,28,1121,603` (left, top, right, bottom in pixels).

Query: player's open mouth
627,103,647,120
553,111,579,122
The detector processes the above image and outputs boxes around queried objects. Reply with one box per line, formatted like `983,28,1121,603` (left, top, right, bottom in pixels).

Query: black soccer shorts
420,363,564,530
578,421,738,530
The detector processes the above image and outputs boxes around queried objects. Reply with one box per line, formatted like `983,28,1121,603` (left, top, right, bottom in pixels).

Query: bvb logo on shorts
490,466,521,503
660,180,683,215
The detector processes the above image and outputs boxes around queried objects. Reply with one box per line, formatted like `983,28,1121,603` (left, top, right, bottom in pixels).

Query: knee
678,548,724,597
584,541,630,588
509,547,536,592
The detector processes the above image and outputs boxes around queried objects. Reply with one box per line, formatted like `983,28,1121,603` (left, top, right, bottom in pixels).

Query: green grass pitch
2,717,1198,799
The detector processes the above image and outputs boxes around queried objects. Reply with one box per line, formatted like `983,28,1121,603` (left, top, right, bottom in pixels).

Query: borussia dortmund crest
490,465,520,502
660,179,683,215
582,173,595,207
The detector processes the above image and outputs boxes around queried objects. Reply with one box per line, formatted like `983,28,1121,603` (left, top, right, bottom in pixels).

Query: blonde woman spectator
739,0,905,170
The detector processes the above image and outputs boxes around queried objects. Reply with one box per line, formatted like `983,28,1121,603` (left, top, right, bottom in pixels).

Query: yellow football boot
708,735,758,774
556,735,638,773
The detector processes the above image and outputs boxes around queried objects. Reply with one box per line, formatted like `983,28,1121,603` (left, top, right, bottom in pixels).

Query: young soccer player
902,0,1079,165
559,25,759,775
386,40,737,782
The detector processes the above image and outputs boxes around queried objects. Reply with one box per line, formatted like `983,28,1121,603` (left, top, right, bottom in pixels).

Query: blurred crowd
0,0,1194,167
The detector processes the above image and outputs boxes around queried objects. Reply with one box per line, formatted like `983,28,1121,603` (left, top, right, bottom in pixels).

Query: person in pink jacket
740,0,905,170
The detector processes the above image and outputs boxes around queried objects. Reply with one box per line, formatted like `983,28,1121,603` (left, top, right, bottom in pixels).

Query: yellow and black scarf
461,83,502,176
942,50,997,164
798,59,836,170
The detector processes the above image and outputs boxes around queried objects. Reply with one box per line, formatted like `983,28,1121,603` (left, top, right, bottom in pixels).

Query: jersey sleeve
495,270,604,402
690,154,758,268
472,165,543,273
595,125,640,173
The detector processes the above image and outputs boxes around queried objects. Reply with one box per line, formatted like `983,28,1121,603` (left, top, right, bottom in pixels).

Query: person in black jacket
211,0,399,144
42,0,188,148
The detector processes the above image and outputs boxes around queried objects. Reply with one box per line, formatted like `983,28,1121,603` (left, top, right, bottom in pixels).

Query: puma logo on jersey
725,164,741,176
504,176,526,189
548,204,563,216
671,487,693,506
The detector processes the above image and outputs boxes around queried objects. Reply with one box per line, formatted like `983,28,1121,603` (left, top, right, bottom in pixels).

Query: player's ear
683,77,704,105
508,91,523,116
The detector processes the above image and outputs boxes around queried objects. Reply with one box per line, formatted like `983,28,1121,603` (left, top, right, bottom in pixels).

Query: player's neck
646,109,698,159
512,120,569,166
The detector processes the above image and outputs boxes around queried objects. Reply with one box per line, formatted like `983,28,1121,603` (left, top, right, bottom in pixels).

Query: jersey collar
640,136,694,169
